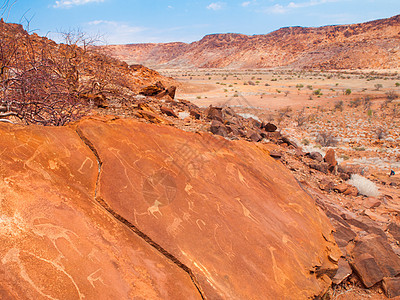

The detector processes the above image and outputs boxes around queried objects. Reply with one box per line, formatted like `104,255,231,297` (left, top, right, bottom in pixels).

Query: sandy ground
160,68,399,110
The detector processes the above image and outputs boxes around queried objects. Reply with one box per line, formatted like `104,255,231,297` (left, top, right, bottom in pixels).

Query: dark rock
309,162,329,174
339,172,350,181
160,106,178,118
388,223,400,243
333,224,357,247
262,122,277,132
382,277,400,298
338,164,363,176
350,235,400,288
226,124,241,136
246,129,262,142
249,118,261,129
269,151,282,159
140,82,165,96
295,149,306,157
204,106,223,122
210,120,228,137
351,253,384,288
221,106,235,117
166,86,176,99
319,179,334,191
279,136,298,148
332,258,352,285
308,152,324,162
189,109,201,120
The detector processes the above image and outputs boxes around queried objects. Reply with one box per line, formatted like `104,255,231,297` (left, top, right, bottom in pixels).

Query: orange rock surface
77,117,339,299
0,118,339,299
0,124,201,299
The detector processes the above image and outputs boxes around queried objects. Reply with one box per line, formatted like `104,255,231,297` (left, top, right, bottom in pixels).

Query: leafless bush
386,90,398,101
334,100,343,111
316,132,337,147
349,98,361,108
295,107,308,127
0,21,88,125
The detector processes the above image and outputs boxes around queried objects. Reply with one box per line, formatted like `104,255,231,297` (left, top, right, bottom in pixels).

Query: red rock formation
102,15,400,70
0,117,340,299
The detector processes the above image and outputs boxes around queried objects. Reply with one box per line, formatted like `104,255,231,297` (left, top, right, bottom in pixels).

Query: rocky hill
102,14,400,70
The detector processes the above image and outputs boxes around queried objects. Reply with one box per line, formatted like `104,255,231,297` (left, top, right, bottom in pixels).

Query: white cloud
53,0,104,9
269,4,288,14
265,0,339,14
86,20,147,44
242,1,251,7
207,2,225,11
88,20,145,34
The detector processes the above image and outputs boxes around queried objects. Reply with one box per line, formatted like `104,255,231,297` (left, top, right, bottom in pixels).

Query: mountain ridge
101,14,400,69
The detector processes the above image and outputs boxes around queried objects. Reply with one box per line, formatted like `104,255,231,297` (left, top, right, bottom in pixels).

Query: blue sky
3,0,399,44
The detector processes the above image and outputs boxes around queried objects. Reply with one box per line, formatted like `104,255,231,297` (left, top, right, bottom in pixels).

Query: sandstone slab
0,123,201,300
77,117,339,299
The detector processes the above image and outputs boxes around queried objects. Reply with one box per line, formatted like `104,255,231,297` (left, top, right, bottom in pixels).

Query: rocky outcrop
102,15,400,70
0,118,340,299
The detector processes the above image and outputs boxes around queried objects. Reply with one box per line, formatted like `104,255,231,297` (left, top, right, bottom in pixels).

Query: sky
2,0,399,45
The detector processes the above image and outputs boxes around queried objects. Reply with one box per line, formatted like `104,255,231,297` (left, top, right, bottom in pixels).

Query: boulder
333,183,357,196
262,122,277,132
308,152,324,162
332,258,353,285
319,179,335,191
139,81,165,96
204,105,223,122
269,150,282,159
189,109,201,120
388,223,400,243
160,106,178,118
309,162,329,174
209,120,228,137
350,235,400,288
324,149,337,173
382,277,400,298
351,253,384,288
166,86,176,99
343,185,358,196
246,129,262,142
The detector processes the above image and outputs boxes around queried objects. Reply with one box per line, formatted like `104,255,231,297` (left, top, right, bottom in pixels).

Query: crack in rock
75,127,206,300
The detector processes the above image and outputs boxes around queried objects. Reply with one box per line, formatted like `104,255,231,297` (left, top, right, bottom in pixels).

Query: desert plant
344,88,351,95
334,100,343,111
313,89,322,95
374,83,383,91
347,174,379,197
